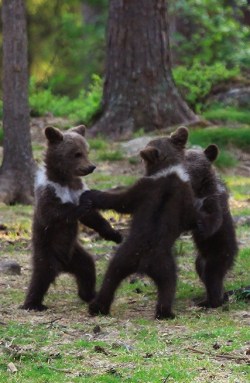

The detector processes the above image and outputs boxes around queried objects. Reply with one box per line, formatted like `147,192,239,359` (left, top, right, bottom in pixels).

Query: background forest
0,0,249,125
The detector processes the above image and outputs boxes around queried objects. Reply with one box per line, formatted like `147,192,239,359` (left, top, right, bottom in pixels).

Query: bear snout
79,164,96,176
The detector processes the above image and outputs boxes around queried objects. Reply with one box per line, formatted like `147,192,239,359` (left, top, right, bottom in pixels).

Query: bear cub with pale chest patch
81,127,197,319
185,144,238,308
21,125,122,311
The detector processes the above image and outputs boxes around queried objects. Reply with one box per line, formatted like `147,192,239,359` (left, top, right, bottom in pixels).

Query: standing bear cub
21,125,122,311
81,127,197,319
185,144,238,308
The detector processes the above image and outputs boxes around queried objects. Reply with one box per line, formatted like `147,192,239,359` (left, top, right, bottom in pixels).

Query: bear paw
88,300,110,316
197,298,225,309
19,303,48,311
155,307,175,320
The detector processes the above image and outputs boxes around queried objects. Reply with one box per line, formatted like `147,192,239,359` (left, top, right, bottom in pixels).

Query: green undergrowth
203,106,250,125
189,126,250,168
189,126,250,152
29,75,103,125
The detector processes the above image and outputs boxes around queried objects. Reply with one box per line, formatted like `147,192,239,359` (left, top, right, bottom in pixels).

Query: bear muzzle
78,164,96,176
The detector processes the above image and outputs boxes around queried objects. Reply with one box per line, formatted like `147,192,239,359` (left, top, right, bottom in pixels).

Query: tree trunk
0,0,34,204
91,0,198,139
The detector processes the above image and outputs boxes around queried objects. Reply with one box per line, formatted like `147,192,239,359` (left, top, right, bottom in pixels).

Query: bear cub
81,127,197,319
21,125,122,311
185,144,238,308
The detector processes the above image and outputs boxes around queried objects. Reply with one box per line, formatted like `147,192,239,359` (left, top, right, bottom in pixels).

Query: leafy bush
29,74,103,124
173,62,240,112
170,0,250,69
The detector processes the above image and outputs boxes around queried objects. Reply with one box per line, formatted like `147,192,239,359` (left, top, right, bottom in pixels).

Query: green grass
225,176,250,201
0,171,249,382
203,106,250,125
97,150,124,162
0,125,249,382
89,138,108,151
188,126,250,168
189,126,250,152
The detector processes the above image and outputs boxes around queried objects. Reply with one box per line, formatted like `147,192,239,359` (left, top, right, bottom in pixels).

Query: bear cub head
140,126,188,176
185,143,219,192
44,125,95,184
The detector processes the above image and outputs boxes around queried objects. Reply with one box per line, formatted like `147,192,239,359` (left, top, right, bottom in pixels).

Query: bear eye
75,152,82,158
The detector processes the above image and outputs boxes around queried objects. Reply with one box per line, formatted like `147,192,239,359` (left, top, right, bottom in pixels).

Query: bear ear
170,126,189,148
140,146,160,163
45,126,63,144
70,125,86,137
204,144,219,162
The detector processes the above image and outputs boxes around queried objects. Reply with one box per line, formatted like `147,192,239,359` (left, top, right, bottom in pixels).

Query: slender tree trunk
91,0,198,138
0,0,34,204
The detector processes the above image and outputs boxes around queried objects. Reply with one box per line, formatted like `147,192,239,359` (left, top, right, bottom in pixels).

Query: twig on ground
186,347,250,364
40,317,62,327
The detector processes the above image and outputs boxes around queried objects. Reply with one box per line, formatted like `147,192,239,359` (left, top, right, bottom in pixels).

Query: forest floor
0,118,249,382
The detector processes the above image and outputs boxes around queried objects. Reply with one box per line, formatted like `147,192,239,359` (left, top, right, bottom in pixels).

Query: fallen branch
186,347,250,364
46,365,74,374
40,317,62,327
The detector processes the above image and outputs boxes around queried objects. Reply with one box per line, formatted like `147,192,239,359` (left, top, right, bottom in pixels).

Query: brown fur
81,127,197,319
185,144,238,308
21,125,121,311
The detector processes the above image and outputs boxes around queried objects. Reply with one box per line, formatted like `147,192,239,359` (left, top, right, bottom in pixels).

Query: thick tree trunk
91,0,198,138
0,0,34,204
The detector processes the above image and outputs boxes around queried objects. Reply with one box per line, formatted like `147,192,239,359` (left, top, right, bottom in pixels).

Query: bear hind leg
196,256,228,308
68,244,96,303
146,254,177,320
21,258,57,311
89,246,138,316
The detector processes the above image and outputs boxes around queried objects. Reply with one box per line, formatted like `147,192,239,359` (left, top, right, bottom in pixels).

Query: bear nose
88,165,96,174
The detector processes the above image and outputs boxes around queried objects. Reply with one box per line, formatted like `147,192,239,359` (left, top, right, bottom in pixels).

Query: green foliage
189,126,250,152
173,63,240,112
170,0,250,69
97,150,124,162
189,126,250,168
215,150,238,169
235,287,250,301
29,74,103,124
26,0,108,96
89,137,108,151
203,106,250,124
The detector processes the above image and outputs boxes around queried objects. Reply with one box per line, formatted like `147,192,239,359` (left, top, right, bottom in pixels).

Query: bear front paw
79,193,93,215
80,190,101,207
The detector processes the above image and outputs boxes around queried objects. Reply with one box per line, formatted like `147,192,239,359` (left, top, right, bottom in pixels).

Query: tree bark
0,0,34,204
91,0,198,138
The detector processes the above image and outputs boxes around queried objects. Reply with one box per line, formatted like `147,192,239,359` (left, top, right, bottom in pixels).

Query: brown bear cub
81,127,197,319
21,125,122,311
185,144,238,308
